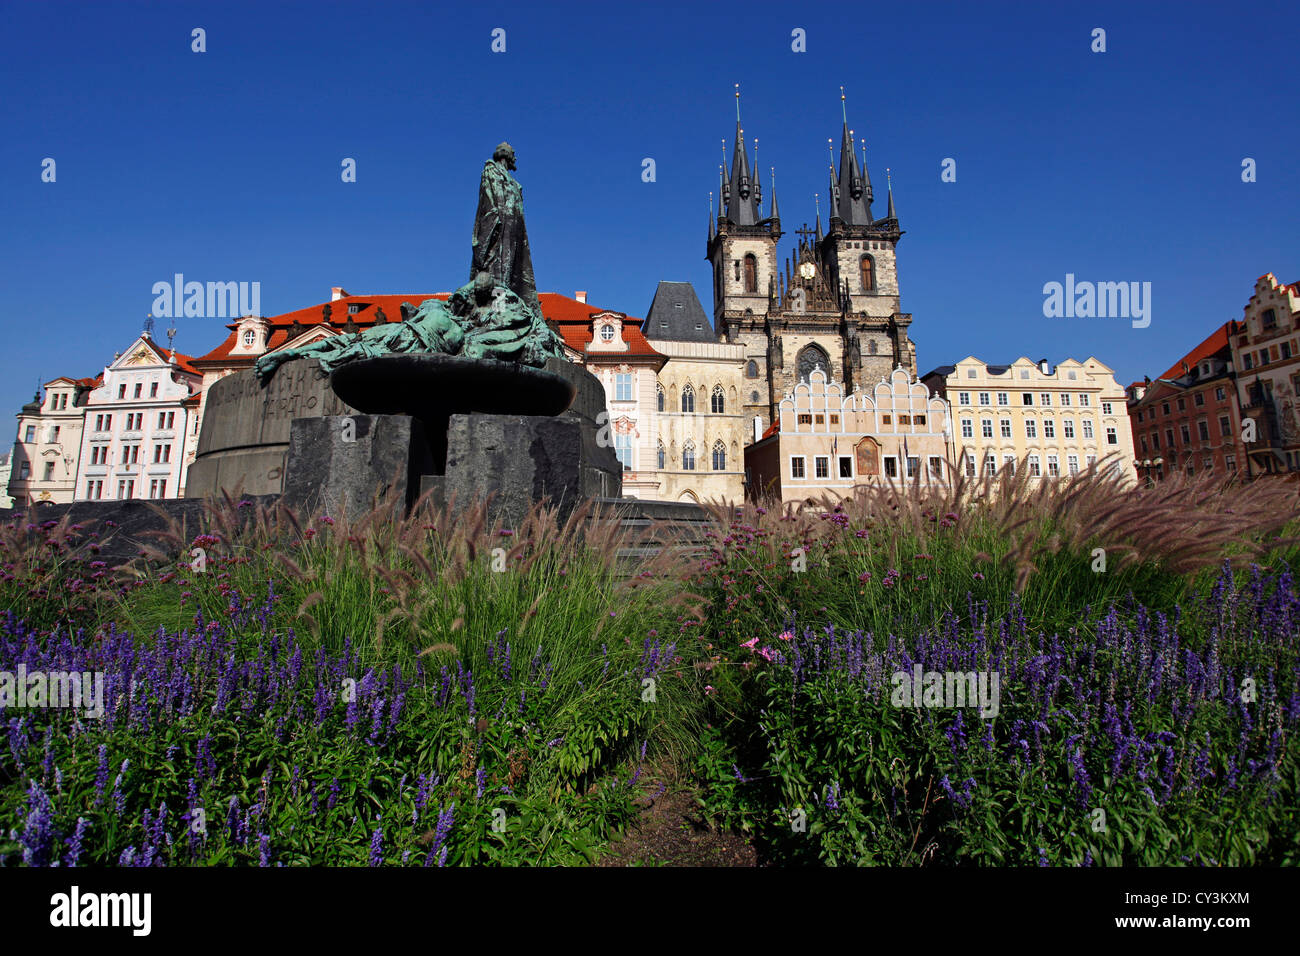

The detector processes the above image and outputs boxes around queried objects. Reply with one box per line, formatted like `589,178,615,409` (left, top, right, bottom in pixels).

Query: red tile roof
132,337,201,377
192,292,667,366
761,420,779,439
1156,321,1238,381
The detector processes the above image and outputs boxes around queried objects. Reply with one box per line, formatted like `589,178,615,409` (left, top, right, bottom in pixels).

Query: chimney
1037,358,1050,375
331,287,349,301
753,416,762,443
574,291,587,303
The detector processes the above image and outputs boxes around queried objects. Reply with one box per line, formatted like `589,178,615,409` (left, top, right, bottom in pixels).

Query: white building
7,376,100,508
73,334,202,501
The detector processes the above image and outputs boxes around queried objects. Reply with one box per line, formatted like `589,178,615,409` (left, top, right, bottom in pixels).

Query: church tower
707,90,917,433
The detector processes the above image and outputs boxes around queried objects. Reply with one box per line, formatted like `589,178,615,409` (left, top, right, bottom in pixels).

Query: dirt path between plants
596,780,759,867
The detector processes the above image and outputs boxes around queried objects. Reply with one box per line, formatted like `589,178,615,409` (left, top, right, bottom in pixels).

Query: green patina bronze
255,142,564,383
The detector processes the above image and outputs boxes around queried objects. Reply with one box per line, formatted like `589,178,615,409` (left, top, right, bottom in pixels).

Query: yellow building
921,357,1136,485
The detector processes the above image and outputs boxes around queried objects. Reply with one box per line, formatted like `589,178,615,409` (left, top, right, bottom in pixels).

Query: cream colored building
921,356,1136,485
745,366,952,504
7,376,99,508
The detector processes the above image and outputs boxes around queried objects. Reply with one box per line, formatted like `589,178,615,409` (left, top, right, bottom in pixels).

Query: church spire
834,88,873,226
768,166,779,223
708,191,715,242
723,85,761,226
886,168,897,220
814,193,823,242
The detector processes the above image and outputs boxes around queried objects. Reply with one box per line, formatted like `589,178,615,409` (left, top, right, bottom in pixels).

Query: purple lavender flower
64,817,89,867
369,825,383,866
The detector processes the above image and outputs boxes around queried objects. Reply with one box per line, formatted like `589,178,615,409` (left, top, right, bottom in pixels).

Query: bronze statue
255,142,564,383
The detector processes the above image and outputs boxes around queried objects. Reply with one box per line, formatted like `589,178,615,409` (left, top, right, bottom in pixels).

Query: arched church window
656,385,665,412
796,345,829,383
681,384,695,413
657,441,666,470
712,440,726,470
711,386,725,414
743,254,758,293
683,441,696,471
746,360,758,378
868,339,878,355
750,391,760,403
860,255,875,292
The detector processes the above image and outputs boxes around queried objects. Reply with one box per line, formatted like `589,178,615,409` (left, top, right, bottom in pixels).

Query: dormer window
599,324,615,342
243,330,257,346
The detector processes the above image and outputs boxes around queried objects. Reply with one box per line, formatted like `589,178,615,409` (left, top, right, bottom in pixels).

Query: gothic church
706,94,917,431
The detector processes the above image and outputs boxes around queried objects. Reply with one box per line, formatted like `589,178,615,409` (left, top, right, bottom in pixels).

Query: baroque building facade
921,357,1136,485
7,375,100,507
1230,273,1300,475
708,97,916,434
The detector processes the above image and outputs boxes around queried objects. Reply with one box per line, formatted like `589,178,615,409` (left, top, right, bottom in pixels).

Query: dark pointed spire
885,167,897,220
723,85,761,226
815,193,823,242
834,88,873,226
768,167,779,223
708,192,715,242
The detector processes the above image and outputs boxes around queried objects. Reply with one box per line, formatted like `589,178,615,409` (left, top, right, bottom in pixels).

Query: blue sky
2,0,1296,417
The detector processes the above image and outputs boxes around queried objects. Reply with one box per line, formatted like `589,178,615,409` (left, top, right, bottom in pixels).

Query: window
882,414,892,425
750,391,759,403
133,383,142,399
681,386,695,413
978,392,990,406
683,442,696,471
984,454,997,476
1283,342,1293,361
1194,392,1204,406
1180,424,1191,445
1137,411,1143,422
1067,455,1079,475
1079,394,1090,407
153,443,172,463
814,414,825,425
1086,455,1096,468
121,444,139,464
149,478,168,498
1197,420,1209,441
712,441,726,471
49,426,60,442
1043,419,1055,439
814,456,829,478
1025,419,1037,439
1040,393,1052,406
43,461,55,481
1060,393,1071,407
906,456,919,478
1215,386,1226,401
1000,418,1012,438
1082,419,1094,439
86,480,103,500
1203,456,1213,473
860,255,875,292
1047,455,1060,477
790,456,805,478
1262,308,1277,329
710,387,725,413
117,479,135,499
615,373,633,402
1022,393,1034,406
981,418,993,438
1003,454,1016,476
746,360,758,378
615,435,633,471
798,413,813,426
960,418,973,438
158,411,175,429
1243,353,1254,371
839,456,853,478
899,414,912,425
118,384,126,399
830,414,839,425
1175,398,1185,412
958,392,971,405
1063,418,1075,439
743,254,758,293
1219,415,1231,437
1107,427,1119,446
656,387,664,412
599,324,615,342
18,462,29,480
1102,402,1113,415
1028,455,1041,477
24,425,35,443
1165,428,1175,447
1226,454,1237,473
997,392,1009,406
967,369,977,379
883,457,898,478
965,453,976,478
929,456,943,477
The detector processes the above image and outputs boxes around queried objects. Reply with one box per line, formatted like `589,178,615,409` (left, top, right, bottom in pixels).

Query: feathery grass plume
274,552,311,583
417,642,458,657
296,591,325,616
